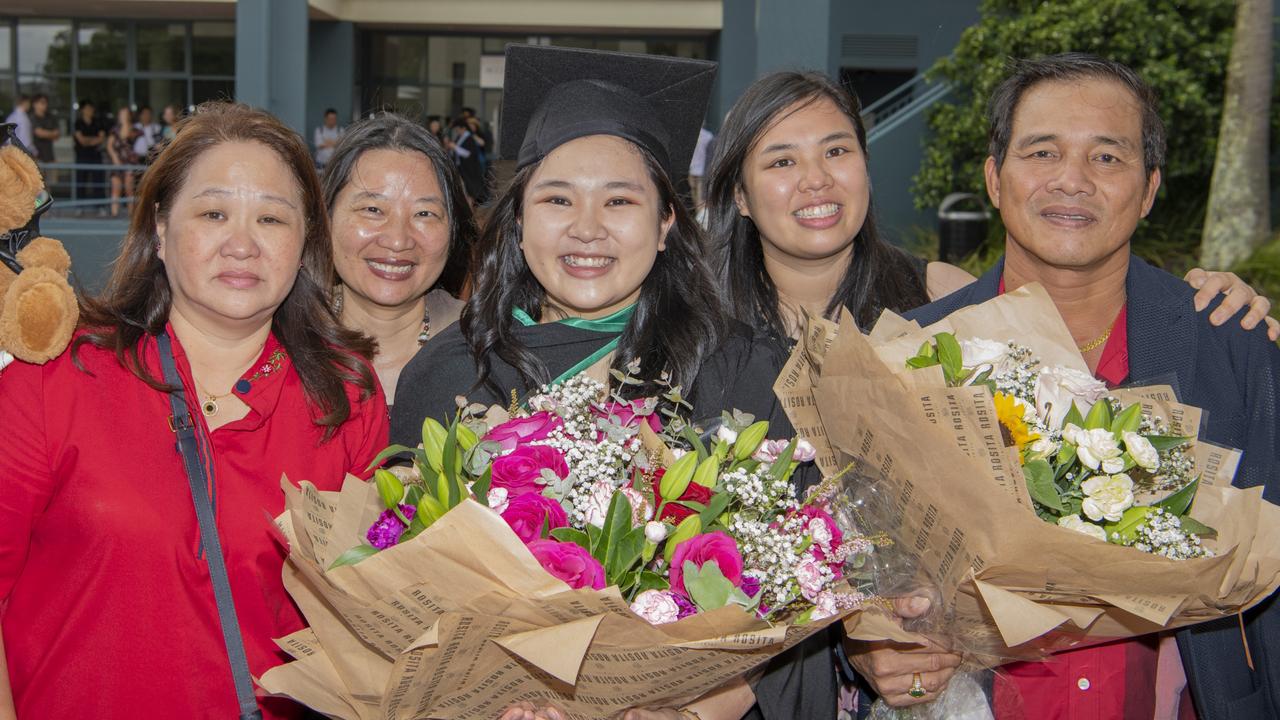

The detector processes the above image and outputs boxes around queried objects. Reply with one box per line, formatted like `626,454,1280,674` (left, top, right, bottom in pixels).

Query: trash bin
937,192,990,263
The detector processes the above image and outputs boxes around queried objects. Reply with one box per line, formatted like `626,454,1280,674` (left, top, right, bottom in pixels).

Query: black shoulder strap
156,332,263,720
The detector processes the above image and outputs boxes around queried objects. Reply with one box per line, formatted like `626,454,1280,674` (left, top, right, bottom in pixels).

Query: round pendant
201,398,219,416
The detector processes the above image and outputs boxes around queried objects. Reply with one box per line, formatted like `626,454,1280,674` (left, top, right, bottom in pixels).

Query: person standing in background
106,106,140,218
5,96,33,152
689,125,714,208
313,108,342,169
133,105,162,162
73,100,107,209
30,95,59,164
161,104,181,141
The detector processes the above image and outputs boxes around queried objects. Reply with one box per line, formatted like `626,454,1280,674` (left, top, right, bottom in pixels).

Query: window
137,22,186,72
76,22,127,72
17,20,71,75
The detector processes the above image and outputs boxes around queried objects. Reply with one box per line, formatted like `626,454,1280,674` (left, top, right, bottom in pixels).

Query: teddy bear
0,140,78,371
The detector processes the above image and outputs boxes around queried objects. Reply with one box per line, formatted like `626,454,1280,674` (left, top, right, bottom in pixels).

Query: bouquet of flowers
905,332,1212,559
260,371,882,719
776,284,1280,716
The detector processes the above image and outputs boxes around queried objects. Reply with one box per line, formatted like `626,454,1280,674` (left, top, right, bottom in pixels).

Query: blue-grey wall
830,2,979,246
235,0,309,133
307,21,357,141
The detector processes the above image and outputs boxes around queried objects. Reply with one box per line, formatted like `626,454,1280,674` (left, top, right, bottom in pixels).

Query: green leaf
1024,459,1065,512
1146,435,1192,452
769,438,799,484
403,484,423,508
610,527,647,582
365,444,425,471
1084,399,1112,431
1103,506,1155,544
1111,403,1144,435
698,492,731,530
683,560,734,611
1062,402,1086,431
935,332,964,386
635,570,670,595
906,356,941,369
680,425,710,463
598,492,632,568
471,466,493,506
328,544,379,570
550,527,592,550
1155,478,1200,517
1177,515,1217,539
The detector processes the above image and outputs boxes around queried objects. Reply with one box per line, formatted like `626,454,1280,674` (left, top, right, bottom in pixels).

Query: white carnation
581,480,616,528
630,589,680,625
1076,428,1122,471
1057,513,1108,542
1081,473,1135,523
1123,432,1160,472
486,487,510,514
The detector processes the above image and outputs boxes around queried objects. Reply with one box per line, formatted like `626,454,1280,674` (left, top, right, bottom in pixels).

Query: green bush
913,0,1252,276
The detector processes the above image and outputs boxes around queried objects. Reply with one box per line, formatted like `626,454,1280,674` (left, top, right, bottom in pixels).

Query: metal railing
863,73,952,146
33,161,149,215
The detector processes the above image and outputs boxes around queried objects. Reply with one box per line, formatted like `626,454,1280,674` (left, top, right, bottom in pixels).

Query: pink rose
669,531,744,598
526,539,607,590
484,411,564,453
489,445,569,498
501,493,568,544
592,399,662,434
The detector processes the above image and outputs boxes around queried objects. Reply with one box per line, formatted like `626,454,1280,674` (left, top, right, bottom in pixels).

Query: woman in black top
393,45,801,720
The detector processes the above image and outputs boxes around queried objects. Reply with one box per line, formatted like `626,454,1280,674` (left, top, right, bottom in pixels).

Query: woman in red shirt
0,103,388,719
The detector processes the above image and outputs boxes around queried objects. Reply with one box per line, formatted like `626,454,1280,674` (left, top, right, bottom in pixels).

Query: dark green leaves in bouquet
328,544,379,570
1024,459,1065,512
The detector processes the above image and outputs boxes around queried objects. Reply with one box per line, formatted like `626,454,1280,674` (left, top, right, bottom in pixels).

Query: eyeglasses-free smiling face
156,140,305,329
519,134,674,321
331,148,451,311
734,97,870,265
985,77,1161,271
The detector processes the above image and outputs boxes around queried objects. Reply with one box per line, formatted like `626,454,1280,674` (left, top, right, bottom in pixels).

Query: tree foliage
912,0,1246,272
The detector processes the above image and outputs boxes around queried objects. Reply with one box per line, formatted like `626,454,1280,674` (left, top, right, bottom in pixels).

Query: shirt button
1077,677,1091,691
234,379,252,394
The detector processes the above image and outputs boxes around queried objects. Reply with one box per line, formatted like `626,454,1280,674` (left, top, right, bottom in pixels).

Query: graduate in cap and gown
390,45,839,720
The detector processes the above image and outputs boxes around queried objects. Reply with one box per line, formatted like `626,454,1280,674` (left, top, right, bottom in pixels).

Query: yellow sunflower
993,392,1040,449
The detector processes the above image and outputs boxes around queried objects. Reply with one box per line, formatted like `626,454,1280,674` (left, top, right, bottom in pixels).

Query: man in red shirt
852,54,1280,720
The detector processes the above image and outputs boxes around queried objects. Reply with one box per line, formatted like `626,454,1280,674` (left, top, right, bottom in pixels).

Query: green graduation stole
511,303,635,387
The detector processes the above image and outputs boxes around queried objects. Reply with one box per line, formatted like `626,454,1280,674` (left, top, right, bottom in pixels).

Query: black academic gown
390,319,840,720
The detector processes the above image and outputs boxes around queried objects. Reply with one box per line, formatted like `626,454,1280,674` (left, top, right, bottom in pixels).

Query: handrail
866,81,951,146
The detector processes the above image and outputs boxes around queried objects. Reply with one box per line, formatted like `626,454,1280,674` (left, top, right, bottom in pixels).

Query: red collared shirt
0,328,388,719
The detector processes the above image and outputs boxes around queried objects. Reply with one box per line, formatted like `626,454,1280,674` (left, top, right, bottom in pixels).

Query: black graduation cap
500,44,717,184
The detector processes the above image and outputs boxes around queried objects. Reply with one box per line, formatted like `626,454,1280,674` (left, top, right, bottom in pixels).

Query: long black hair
321,112,473,296
461,140,724,399
706,71,929,336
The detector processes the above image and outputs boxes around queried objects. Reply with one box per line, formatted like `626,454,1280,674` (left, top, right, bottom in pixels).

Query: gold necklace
1077,325,1114,354
195,382,234,417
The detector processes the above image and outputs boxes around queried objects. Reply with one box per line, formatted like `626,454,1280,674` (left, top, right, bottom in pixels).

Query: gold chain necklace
1077,324,1114,354
194,379,234,417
